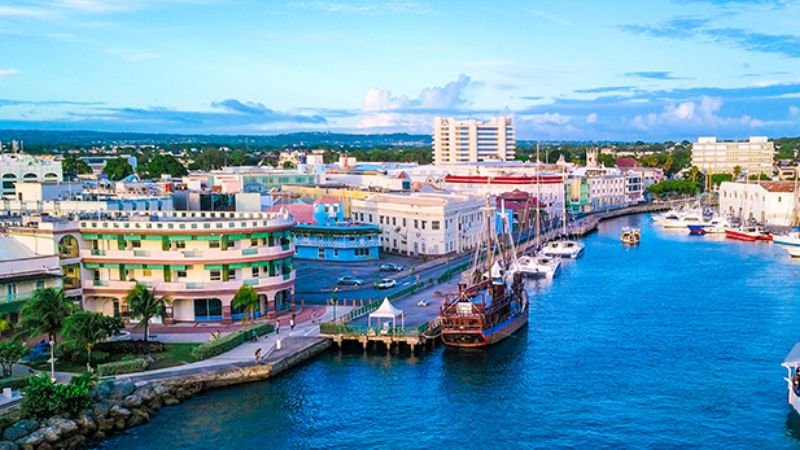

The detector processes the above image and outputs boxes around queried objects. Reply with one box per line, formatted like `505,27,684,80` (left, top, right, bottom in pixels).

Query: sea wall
0,337,331,449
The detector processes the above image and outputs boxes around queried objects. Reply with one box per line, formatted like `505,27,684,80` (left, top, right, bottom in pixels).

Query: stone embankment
0,337,330,449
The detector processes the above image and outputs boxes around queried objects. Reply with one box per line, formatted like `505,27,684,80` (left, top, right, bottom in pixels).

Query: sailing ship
440,200,528,348
541,159,585,258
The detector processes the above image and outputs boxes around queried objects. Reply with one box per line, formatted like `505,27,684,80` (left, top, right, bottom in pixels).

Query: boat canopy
782,343,800,367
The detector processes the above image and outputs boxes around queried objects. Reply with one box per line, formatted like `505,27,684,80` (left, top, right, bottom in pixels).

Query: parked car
376,278,397,289
379,263,404,272
337,275,364,286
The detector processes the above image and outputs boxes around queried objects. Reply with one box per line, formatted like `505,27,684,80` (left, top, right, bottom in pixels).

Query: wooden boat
621,227,640,245
440,201,528,348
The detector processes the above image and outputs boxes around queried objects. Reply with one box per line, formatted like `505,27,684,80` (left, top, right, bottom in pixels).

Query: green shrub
91,351,111,364
21,372,95,419
191,323,274,361
96,358,148,376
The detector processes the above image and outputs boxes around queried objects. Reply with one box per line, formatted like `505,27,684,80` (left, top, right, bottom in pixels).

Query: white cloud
586,112,598,124
357,74,476,130
0,68,19,77
631,96,763,131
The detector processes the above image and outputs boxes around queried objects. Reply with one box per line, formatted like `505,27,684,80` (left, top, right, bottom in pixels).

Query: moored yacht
774,231,800,247
785,246,800,258
687,216,732,235
724,225,772,242
541,240,584,258
511,254,560,279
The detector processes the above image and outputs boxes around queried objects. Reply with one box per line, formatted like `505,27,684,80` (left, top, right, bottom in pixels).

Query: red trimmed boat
724,226,772,242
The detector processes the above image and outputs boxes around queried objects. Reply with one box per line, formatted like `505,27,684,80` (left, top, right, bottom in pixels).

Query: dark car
379,263,404,272
337,275,365,286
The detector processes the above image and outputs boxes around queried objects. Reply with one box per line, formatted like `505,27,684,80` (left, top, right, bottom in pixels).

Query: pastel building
691,136,775,176
78,210,296,323
719,181,798,226
0,154,63,197
433,117,516,164
0,236,62,319
275,197,381,261
352,192,488,256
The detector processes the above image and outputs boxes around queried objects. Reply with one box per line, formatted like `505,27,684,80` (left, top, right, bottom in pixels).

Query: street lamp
330,288,339,322
48,340,55,382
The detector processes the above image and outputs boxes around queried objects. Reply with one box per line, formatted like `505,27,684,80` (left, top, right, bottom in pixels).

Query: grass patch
31,343,200,373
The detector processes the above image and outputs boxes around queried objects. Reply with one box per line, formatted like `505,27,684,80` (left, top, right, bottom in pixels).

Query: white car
376,278,397,289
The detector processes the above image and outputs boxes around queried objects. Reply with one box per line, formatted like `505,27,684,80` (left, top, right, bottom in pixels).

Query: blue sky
1,0,799,140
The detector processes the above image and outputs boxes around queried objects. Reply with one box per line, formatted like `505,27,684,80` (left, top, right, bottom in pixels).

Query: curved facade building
79,210,296,323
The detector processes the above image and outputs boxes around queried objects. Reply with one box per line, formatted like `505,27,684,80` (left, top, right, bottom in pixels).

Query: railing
343,299,384,322
182,250,203,258
293,237,381,249
319,322,432,337
133,250,149,257
93,280,109,287
185,281,204,289
242,248,258,256
244,278,259,286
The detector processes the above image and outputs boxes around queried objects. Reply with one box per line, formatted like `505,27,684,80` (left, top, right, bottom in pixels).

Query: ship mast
536,142,541,250
561,159,567,237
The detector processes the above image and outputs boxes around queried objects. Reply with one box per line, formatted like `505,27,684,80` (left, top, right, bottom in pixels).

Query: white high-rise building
433,117,515,165
691,136,775,176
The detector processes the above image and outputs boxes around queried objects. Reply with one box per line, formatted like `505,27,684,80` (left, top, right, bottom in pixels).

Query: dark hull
441,310,528,348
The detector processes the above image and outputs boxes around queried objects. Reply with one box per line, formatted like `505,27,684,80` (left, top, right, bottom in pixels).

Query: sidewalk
116,305,351,384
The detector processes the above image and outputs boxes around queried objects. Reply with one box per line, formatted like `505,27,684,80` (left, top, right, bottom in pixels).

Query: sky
0,0,799,141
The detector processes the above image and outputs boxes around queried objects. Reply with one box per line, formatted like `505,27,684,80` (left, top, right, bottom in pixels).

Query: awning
168,235,192,241
145,264,164,269
251,260,271,268
83,262,100,269
251,231,271,239
125,264,144,269
123,234,141,240
101,234,119,240
167,264,186,271
229,262,249,269
228,233,248,240
81,233,99,240
197,235,221,241
102,263,120,269
204,264,223,270
143,235,164,241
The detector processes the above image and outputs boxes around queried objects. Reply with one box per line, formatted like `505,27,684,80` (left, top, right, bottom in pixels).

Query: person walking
311,309,317,324
289,317,295,335
276,319,280,335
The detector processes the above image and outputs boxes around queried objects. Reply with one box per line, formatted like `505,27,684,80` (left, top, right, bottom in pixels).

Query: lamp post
48,340,55,382
331,288,339,322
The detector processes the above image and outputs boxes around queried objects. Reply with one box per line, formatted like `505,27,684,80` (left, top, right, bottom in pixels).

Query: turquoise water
101,214,800,448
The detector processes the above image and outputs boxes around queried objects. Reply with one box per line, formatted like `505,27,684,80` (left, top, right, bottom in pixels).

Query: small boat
621,227,641,245
687,216,732,235
511,254,560,279
541,240,584,259
724,226,772,242
654,208,706,229
687,224,707,235
785,246,800,258
782,344,800,415
774,231,800,247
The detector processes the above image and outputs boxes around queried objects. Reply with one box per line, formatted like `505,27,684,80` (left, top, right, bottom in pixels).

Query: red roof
615,157,640,168
760,181,796,193
313,195,340,205
266,203,316,224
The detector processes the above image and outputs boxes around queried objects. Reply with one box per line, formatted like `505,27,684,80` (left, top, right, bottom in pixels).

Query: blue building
277,197,381,262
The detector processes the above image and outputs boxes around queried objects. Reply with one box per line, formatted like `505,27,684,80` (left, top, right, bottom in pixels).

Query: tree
688,166,700,184
125,283,169,342
18,288,74,345
62,311,122,370
232,285,259,324
0,341,28,377
597,154,616,168
282,161,296,169
103,157,134,181
61,157,92,176
191,148,227,171
145,154,188,179
733,165,742,180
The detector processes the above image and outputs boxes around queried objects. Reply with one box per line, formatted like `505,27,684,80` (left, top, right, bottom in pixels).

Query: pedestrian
290,317,295,334
276,319,280,335
311,309,317,324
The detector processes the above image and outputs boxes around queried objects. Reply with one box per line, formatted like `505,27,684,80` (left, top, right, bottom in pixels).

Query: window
402,218,406,227
414,219,418,229
421,220,427,230
209,240,220,249
210,270,221,281
176,270,187,278
393,239,397,248
251,238,259,246
392,217,396,226
368,214,373,222
252,266,260,277
36,280,45,290
175,241,186,249
143,269,152,277
131,240,141,248
228,269,237,280
318,248,325,259
432,221,440,230
333,249,339,257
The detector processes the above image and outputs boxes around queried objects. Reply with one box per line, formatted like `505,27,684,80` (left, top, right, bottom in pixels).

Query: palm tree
18,287,74,345
733,165,742,180
232,285,259,324
125,283,169,342
62,311,122,370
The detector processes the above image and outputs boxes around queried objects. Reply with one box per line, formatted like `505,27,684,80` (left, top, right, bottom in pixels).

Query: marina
101,213,800,448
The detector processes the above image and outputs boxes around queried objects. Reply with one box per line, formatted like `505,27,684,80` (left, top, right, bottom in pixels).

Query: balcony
82,273,295,294
81,245,292,262
293,237,380,249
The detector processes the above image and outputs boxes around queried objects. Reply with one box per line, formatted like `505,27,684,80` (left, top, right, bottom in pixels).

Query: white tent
368,297,404,334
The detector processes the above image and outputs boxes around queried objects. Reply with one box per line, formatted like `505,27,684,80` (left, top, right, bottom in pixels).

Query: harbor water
101,214,800,448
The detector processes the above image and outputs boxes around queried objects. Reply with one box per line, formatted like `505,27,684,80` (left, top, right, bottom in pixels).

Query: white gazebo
368,297,404,335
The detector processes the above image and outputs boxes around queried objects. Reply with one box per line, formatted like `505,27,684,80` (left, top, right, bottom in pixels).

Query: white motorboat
511,254,561,279
541,240,584,259
785,246,800,258
657,210,706,229
774,231,800,247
